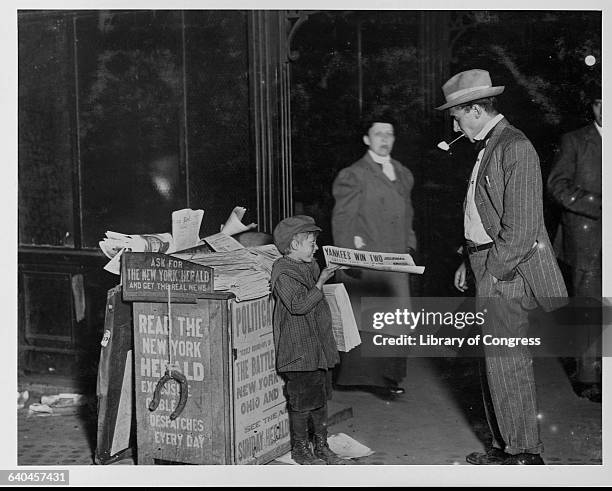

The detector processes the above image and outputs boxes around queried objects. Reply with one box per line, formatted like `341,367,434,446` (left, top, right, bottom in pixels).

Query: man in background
547,85,602,403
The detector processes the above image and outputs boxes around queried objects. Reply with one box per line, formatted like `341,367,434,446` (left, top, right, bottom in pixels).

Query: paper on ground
28,403,54,414
40,393,87,407
328,433,374,458
275,433,374,464
220,206,257,235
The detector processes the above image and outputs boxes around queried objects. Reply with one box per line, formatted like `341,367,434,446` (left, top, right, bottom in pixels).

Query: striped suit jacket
471,118,568,311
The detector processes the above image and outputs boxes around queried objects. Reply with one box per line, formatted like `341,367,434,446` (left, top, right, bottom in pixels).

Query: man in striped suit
436,69,568,465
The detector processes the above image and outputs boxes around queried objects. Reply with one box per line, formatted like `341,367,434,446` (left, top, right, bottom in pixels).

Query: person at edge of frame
547,83,602,403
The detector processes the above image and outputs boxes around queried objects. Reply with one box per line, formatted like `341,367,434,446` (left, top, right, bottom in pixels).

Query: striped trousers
469,249,544,455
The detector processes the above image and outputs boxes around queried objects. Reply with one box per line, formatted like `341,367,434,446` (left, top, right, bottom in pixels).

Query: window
19,10,258,249
19,14,76,247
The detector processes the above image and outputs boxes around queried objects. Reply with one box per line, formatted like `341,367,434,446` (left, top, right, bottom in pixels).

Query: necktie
474,139,486,154
474,128,495,154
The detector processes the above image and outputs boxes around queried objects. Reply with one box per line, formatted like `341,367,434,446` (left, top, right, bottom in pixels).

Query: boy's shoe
313,434,349,465
291,440,326,465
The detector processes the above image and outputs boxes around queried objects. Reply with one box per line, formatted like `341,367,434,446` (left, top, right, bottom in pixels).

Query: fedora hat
435,69,505,111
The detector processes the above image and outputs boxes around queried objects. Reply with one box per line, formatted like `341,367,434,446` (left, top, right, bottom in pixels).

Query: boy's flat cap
273,215,321,253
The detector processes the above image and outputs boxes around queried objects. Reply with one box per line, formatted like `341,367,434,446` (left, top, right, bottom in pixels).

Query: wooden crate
230,296,290,464
132,293,290,464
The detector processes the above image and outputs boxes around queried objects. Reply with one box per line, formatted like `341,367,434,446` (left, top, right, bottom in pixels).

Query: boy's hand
315,265,341,289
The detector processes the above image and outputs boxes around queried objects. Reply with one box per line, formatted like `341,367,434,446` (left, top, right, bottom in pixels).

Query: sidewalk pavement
17,356,601,467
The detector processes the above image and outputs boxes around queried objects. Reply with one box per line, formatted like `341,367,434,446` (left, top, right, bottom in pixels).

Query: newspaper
172,246,275,301
99,231,174,258
99,206,254,274
322,283,361,352
172,208,204,252
220,206,257,235
247,244,282,274
323,245,425,274
99,232,176,274
203,232,245,252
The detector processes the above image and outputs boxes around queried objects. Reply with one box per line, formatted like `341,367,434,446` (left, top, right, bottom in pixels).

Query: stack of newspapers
247,244,282,275
99,206,277,302
322,283,361,352
172,246,281,302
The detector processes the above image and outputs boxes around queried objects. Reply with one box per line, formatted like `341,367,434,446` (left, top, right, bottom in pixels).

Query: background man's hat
273,215,321,252
435,69,505,111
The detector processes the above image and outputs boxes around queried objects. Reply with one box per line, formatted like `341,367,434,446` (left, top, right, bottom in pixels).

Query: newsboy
436,69,567,465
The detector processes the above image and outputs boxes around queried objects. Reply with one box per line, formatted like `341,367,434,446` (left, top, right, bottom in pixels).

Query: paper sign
172,209,204,252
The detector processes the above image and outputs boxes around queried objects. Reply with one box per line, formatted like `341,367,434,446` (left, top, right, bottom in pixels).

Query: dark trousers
572,267,602,384
282,370,332,444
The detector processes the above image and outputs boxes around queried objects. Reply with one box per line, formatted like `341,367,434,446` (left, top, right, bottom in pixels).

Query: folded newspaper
323,245,425,274
322,283,361,352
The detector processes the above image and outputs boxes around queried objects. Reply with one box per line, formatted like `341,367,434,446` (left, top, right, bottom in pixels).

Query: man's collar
474,113,504,141
368,149,391,164
594,121,602,137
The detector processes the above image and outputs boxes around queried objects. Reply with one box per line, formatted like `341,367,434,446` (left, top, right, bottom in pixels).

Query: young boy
271,215,345,465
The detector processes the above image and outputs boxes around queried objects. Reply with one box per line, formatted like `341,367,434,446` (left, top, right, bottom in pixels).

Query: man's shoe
501,453,545,465
291,440,326,465
466,447,509,465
